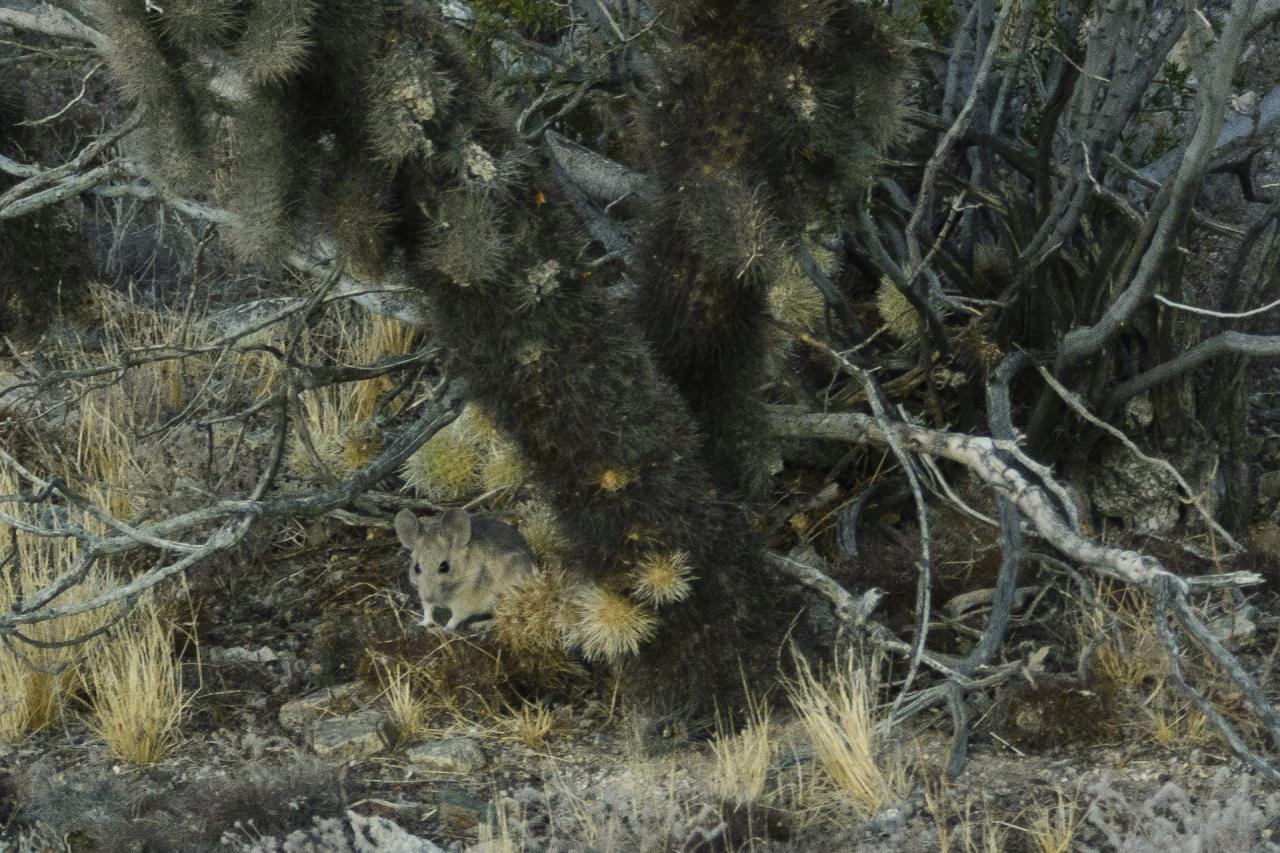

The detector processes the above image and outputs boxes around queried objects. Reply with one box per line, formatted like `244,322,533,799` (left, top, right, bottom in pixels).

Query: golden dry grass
1081,582,1213,748
503,700,559,749
787,655,902,816
343,309,414,422
375,659,432,744
1024,789,1083,853
925,778,1005,853
86,599,188,763
284,307,422,480
287,385,349,478
0,466,118,742
710,696,775,805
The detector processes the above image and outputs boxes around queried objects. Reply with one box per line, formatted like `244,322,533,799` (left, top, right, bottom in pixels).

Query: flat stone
207,645,279,666
253,811,444,852
1258,470,1280,505
1253,521,1280,562
279,681,363,730
407,736,488,773
309,709,390,759
436,787,489,832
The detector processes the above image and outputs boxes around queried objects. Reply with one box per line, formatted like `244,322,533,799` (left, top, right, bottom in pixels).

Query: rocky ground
4,518,1280,853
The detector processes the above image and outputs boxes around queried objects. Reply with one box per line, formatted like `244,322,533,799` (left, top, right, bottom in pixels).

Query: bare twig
1035,364,1243,552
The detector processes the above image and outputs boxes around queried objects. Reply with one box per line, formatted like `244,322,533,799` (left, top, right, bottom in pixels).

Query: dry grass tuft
503,700,561,749
376,659,431,744
344,310,414,422
286,386,349,478
567,585,656,662
0,468,117,742
283,307,423,480
710,696,775,805
1024,789,1083,853
86,600,188,763
787,655,901,815
1081,582,1213,749
630,551,695,607
362,613,582,730
925,777,1006,853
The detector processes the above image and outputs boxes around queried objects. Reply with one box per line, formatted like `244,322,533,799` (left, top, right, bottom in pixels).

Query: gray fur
394,508,535,631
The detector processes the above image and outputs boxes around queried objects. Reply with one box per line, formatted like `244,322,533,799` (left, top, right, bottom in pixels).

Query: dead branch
1056,0,1259,369
1106,331,1280,406
0,383,462,633
1035,364,1243,551
765,406,1263,592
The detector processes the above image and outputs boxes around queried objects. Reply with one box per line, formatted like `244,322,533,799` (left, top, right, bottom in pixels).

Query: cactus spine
630,0,908,496
88,0,905,718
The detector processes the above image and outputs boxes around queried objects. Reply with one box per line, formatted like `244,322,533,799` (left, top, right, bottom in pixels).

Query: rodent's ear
440,509,472,548
394,509,420,548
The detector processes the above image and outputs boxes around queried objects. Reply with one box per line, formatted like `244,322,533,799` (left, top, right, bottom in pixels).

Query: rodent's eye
438,560,450,574
411,562,421,576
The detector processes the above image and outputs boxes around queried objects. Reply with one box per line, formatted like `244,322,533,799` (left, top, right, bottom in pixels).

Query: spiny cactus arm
0,142,429,326
624,1,910,494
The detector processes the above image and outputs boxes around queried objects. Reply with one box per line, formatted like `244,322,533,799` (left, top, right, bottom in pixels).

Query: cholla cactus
630,551,695,607
400,421,483,501
87,0,904,717
876,277,920,346
567,584,657,662
630,0,907,495
767,253,826,331
429,188,511,288
492,569,572,656
514,500,569,565
234,0,318,86
480,447,525,495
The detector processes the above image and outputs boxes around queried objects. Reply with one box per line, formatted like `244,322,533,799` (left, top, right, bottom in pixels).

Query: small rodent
394,508,535,631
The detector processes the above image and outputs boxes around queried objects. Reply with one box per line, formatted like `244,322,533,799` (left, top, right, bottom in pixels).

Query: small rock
230,810,443,852
437,787,489,832
279,681,364,730
408,737,488,774
206,645,280,666
1259,470,1280,506
1206,611,1257,649
309,709,390,759
1252,521,1280,562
